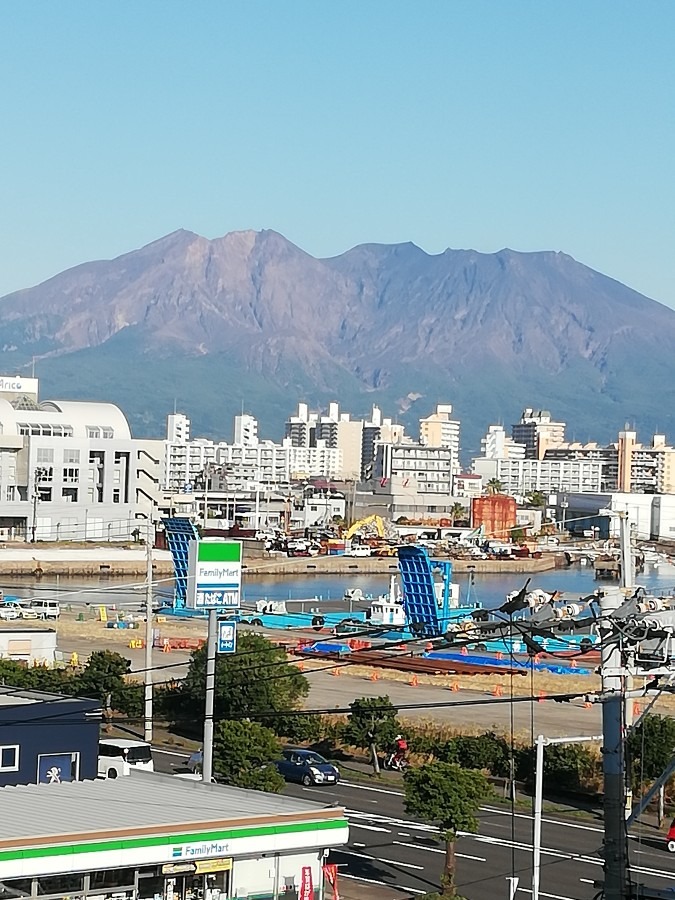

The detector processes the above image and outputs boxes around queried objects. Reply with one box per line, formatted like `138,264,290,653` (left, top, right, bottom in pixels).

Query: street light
31,466,49,543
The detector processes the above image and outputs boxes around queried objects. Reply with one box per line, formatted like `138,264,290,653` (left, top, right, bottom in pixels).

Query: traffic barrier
450,682,460,692
633,701,641,717
370,670,379,682
496,652,503,660
492,684,503,697
538,691,547,703
162,640,171,653
409,674,419,687
331,667,341,676
296,661,305,671
584,700,593,709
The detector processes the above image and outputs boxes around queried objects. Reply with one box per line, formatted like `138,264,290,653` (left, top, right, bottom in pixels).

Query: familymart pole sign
187,540,243,609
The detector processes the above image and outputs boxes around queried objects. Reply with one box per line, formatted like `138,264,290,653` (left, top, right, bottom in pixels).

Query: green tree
343,695,400,773
526,491,546,508
627,714,675,786
485,479,503,495
449,503,467,526
213,719,284,792
171,632,309,731
404,762,492,897
72,650,143,716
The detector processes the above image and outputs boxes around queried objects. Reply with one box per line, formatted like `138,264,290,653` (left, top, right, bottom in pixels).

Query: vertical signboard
187,540,243,609
299,867,314,900
217,621,237,654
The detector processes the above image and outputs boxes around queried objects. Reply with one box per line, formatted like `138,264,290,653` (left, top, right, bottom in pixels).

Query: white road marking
517,889,577,900
339,849,423,870
398,832,411,837
352,842,366,848
338,872,426,894
350,822,392,833
579,878,595,884
341,781,404,796
393,840,443,855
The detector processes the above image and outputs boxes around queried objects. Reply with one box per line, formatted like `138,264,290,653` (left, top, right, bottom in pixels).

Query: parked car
3,601,38,619
274,748,340,786
346,545,371,557
30,599,60,619
98,739,154,779
0,607,18,621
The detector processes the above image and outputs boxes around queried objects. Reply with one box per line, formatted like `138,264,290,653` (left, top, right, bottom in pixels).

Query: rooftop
0,685,83,707
0,770,341,846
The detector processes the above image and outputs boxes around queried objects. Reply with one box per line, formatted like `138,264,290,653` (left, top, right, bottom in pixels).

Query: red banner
322,864,340,900
299,866,314,900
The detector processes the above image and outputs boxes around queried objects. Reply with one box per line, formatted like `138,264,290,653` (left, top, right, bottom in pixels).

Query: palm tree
449,502,466,525
526,490,546,508
485,478,503,495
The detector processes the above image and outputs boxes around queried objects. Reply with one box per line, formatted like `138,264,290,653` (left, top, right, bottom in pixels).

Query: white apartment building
374,442,454,494
287,445,342,480
0,381,162,541
472,455,603,495
419,404,461,474
481,425,526,460
166,413,190,444
233,414,259,447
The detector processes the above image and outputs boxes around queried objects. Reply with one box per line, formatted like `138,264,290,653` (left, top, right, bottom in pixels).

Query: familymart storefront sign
0,819,348,880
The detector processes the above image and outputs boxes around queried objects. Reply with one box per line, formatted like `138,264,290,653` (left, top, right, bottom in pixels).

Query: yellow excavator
344,514,386,541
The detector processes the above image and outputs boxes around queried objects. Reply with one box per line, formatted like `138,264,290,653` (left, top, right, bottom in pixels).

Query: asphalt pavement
153,747,675,900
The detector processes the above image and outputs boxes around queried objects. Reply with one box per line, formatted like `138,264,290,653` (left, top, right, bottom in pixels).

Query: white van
31,599,60,619
98,739,154,779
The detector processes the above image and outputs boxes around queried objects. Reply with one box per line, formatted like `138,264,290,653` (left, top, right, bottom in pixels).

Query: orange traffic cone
409,674,419,687
370,670,379,682
492,684,503,697
297,661,305,671
584,700,593,709
538,691,546,703
450,682,460,692
331,667,341,677
633,701,641,717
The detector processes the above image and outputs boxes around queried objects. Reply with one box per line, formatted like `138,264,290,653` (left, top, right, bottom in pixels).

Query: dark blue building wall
0,695,101,786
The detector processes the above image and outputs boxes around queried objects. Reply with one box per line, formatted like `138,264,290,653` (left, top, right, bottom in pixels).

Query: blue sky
1,1,674,305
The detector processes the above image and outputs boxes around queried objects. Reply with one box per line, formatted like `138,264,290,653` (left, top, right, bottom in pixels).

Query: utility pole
202,608,218,782
144,518,154,743
600,510,632,900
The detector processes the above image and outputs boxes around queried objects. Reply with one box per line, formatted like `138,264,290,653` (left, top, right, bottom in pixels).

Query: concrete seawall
241,554,557,576
0,547,557,578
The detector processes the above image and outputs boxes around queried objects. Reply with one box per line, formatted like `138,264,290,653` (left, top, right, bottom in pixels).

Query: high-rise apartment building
481,425,526,460
167,413,190,444
233,414,259,447
512,409,566,459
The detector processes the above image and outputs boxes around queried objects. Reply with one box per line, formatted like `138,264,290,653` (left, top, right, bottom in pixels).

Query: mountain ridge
1,228,674,456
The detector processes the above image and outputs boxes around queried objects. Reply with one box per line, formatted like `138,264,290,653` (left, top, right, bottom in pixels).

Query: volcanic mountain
1,228,674,454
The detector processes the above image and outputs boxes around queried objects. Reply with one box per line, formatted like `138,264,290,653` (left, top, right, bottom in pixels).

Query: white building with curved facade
0,379,163,541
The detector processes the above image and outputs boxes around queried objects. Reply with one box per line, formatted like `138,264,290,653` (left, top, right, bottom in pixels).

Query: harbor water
2,560,675,612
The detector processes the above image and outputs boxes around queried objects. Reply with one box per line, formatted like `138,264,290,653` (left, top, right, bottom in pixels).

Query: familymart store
0,773,349,900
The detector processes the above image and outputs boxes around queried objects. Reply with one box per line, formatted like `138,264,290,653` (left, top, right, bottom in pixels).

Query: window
63,449,80,464
112,490,120,503
0,745,19,771
36,874,84,896
62,487,78,502
87,426,101,439
102,427,114,439
62,467,79,483
36,448,54,464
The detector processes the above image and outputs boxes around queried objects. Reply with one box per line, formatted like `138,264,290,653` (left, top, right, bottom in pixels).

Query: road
154,747,675,900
